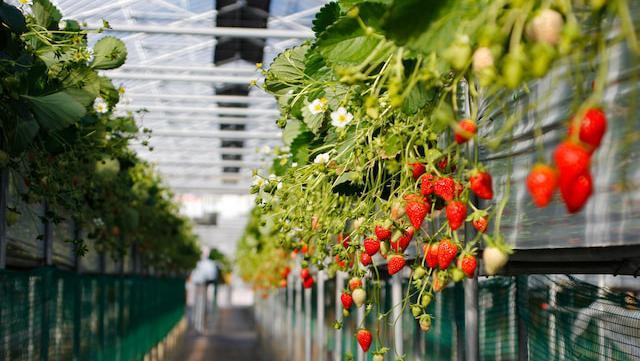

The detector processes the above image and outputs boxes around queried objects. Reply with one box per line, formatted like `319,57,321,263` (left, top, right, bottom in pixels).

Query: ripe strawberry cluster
527,108,607,213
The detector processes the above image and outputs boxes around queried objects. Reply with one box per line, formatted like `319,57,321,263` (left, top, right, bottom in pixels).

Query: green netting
0,267,185,361
263,275,639,361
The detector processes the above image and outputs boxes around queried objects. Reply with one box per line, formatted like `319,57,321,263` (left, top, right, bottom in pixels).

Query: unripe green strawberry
411,305,423,318
373,354,384,361
413,266,426,279
530,43,556,78
419,314,432,332
444,35,471,70
451,268,465,282
420,293,432,308
502,52,523,88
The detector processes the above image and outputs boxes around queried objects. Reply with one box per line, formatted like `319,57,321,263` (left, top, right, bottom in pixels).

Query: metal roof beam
148,130,281,140
117,64,258,75
121,104,279,116
125,93,273,104
85,24,315,39
154,160,263,168
106,71,253,84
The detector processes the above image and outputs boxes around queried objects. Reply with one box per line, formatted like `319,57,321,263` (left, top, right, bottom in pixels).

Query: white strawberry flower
314,152,330,164
308,98,328,115
268,174,277,181
259,145,272,155
291,162,298,168
252,176,265,188
58,20,67,30
330,107,354,128
93,97,108,113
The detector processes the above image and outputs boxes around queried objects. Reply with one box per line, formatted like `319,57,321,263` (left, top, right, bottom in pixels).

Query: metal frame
85,24,314,39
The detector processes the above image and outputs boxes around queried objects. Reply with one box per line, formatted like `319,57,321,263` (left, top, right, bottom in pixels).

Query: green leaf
32,0,62,28
23,92,86,131
317,3,389,66
333,171,353,187
98,76,120,107
90,36,128,70
10,117,40,155
382,0,483,55
63,67,101,97
379,133,402,159
304,48,332,81
0,3,26,33
283,118,309,146
312,2,341,36
401,81,434,115
339,0,392,11
264,44,309,95
65,88,95,107
291,135,311,165
301,100,325,134
424,148,442,164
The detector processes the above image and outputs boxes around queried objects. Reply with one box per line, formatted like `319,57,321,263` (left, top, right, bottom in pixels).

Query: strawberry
420,173,436,196
279,279,287,288
349,277,362,291
437,158,457,173
569,108,607,151
526,164,558,207
363,238,380,256
410,162,426,180
280,267,291,279
437,239,458,269
303,276,314,289
300,268,310,280
337,233,350,248
387,255,405,275
335,255,346,269
356,329,372,352
559,171,593,213
432,271,448,292
390,227,414,251
554,141,590,183
360,252,372,266
472,217,488,233
445,201,467,230
529,9,564,45
404,195,430,229
374,222,392,241
454,119,477,144
352,288,366,307
341,292,353,310
458,254,477,278
300,243,308,254
469,170,493,199
434,177,456,202
483,246,509,275
423,242,440,268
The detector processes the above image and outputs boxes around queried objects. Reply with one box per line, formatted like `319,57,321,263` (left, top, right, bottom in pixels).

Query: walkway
174,307,262,361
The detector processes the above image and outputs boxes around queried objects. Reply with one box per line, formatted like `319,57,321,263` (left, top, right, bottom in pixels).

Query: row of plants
0,0,200,272
238,0,637,358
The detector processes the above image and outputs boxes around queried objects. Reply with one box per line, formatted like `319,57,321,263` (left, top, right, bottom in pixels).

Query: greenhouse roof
50,0,324,195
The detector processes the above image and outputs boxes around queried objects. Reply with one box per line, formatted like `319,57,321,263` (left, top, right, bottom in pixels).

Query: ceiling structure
48,0,327,252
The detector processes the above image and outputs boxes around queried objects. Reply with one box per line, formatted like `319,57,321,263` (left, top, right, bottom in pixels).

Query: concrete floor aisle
174,307,262,361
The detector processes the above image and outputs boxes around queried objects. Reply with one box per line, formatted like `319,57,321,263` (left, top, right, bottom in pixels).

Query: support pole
317,270,326,361
287,273,294,361
0,168,7,269
516,276,529,361
464,277,479,361
295,275,302,360
391,274,403,357
356,279,365,361
304,287,312,361
334,272,345,361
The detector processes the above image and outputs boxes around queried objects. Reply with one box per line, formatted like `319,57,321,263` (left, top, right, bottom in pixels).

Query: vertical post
516,276,529,361
391,274,403,357
287,272,294,361
316,270,325,361
304,287,312,361
464,277,479,361
356,278,365,361
334,272,345,361
0,168,8,269
455,282,466,361
295,274,302,360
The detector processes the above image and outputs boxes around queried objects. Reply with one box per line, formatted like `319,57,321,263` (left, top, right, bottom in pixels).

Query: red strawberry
569,108,607,151
423,242,440,268
554,141,590,182
338,233,350,248
559,171,593,213
469,170,493,199
390,227,414,251
303,276,314,289
374,222,392,241
472,217,488,233
420,173,436,196
434,177,456,202
526,164,558,207
360,252,372,266
335,255,346,269
437,158,457,173
458,254,477,278
279,279,287,288
349,277,362,291
341,292,353,310
454,119,477,144
280,266,291,279
437,239,458,269
356,329,372,352
300,243,308,254
404,195,430,229
363,238,380,256
387,255,406,275
410,162,426,180
445,201,467,230
300,268,310,280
